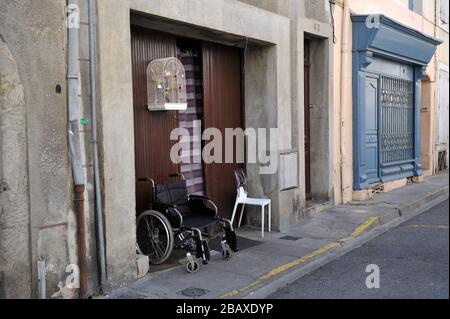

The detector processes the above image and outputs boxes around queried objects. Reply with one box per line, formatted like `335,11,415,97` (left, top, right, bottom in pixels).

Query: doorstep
107,171,448,299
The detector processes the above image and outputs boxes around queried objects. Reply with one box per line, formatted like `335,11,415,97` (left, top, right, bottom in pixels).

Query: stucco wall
0,34,31,299
0,0,75,298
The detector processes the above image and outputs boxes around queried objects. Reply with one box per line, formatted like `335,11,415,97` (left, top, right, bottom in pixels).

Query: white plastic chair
231,170,271,237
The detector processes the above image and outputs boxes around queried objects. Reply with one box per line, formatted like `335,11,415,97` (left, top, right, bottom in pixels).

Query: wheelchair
136,174,238,273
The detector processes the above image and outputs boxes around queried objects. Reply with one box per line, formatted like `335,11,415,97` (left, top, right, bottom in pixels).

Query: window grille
380,76,414,164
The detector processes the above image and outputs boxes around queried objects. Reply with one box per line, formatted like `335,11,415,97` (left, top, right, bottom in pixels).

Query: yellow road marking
221,242,339,298
408,224,449,229
221,216,379,299
339,216,379,243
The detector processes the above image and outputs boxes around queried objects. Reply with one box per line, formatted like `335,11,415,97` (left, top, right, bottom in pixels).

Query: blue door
364,76,379,184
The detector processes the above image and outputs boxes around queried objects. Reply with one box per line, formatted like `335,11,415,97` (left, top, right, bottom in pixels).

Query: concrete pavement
108,172,448,299
269,199,449,299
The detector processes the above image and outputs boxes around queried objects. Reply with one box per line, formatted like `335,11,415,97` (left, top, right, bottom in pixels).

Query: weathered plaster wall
0,0,75,298
0,34,31,299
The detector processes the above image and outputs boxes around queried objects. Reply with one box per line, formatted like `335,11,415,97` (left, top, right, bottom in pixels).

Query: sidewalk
108,172,448,299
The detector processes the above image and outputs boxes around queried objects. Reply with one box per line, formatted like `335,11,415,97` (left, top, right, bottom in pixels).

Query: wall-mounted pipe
74,185,87,297
67,0,84,186
37,258,46,299
67,0,88,298
88,0,107,292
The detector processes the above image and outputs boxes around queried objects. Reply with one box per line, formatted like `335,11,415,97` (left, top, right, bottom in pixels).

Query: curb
398,186,449,217
241,188,449,299
376,186,449,225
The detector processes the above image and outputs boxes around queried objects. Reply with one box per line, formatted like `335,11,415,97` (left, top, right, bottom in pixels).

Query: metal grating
371,183,384,194
280,235,301,241
380,76,414,164
177,287,209,298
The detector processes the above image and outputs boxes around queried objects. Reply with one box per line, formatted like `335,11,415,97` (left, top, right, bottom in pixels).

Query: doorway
177,39,206,196
302,36,332,206
131,25,244,221
304,40,312,201
357,58,416,185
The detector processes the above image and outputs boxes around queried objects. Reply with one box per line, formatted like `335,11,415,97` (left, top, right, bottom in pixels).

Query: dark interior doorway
304,40,312,201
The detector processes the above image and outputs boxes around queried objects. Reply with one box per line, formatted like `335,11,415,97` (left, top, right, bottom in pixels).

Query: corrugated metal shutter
131,25,180,214
202,42,243,220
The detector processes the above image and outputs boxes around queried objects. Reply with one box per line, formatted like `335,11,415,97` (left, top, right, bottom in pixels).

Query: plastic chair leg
231,201,239,225
268,202,271,233
238,204,245,228
261,205,264,238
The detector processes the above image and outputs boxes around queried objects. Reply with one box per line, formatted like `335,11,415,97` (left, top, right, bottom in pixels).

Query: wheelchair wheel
137,210,174,265
221,245,233,261
186,260,200,273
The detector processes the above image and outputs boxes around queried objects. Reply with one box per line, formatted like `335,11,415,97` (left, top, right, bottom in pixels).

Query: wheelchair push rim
136,210,174,265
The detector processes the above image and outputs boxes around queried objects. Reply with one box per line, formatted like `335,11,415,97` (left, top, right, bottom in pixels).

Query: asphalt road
269,199,449,299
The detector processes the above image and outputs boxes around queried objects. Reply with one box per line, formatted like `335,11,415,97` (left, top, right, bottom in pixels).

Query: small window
408,0,423,15
441,0,449,27
147,57,187,111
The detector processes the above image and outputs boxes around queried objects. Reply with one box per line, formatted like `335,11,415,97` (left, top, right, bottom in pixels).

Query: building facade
0,0,445,298
332,0,442,202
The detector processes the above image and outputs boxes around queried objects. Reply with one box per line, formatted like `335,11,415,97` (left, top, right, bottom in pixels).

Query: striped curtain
178,48,205,195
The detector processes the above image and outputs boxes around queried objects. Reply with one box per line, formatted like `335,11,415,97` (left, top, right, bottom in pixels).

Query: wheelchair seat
182,214,219,228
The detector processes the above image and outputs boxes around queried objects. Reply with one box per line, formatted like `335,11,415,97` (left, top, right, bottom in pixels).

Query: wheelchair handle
137,178,156,203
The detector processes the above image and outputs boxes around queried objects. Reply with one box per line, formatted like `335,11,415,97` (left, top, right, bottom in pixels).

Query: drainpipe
88,0,107,292
339,0,352,203
74,184,87,297
67,0,88,298
37,258,46,299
